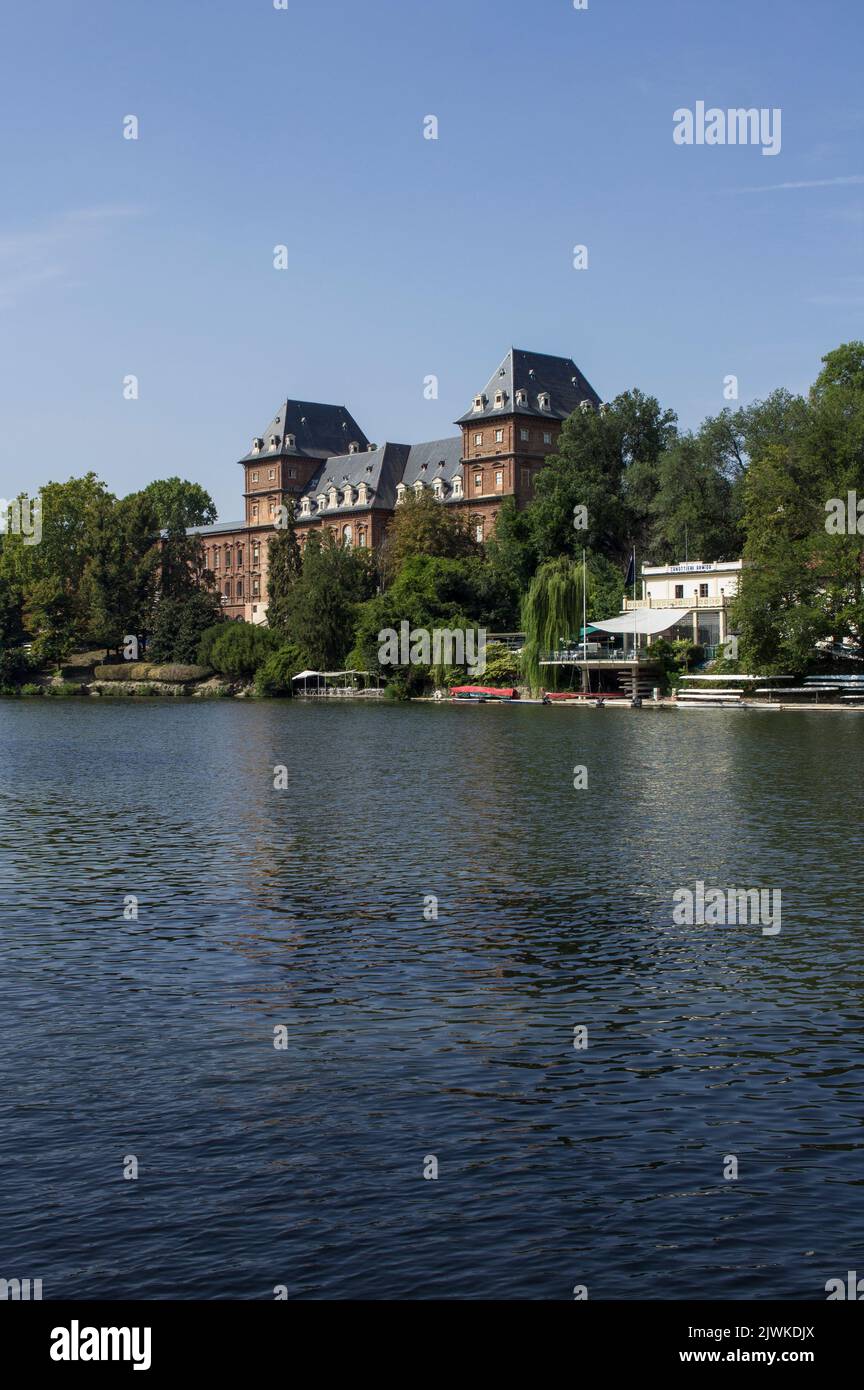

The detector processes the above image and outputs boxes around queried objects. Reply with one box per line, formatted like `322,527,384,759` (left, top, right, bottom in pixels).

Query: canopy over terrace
587,608,691,638
291,669,384,694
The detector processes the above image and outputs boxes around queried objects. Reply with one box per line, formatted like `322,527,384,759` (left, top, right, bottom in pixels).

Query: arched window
343,524,353,547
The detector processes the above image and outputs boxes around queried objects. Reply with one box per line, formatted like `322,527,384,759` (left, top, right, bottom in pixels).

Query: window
474,473,482,492
251,471,259,483
343,524,352,547
225,547,232,568
472,394,485,412
433,480,444,499
253,579,260,597
236,579,244,599
224,580,232,598
253,544,260,567
521,467,531,490
495,429,503,443
495,470,503,490
251,504,258,521
452,476,462,496
515,388,527,407
268,469,275,480
674,584,684,599
287,468,296,479
699,582,709,598
474,433,483,447
214,549,220,570
396,483,407,504
269,437,278,451
543,431,552,445
236,547,243,567
359,529,367,548
538,392,551,411
343,486,354,507
520,429,529,442
474,522,484,542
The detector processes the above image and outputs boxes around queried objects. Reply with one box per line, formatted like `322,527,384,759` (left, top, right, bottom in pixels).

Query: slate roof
401,437,463,487
299,443,411,515
237,399,369,463
456,348,601,423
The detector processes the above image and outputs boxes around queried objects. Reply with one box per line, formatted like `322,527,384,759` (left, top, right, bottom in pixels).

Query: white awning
589,608,692,636
292,670,320,680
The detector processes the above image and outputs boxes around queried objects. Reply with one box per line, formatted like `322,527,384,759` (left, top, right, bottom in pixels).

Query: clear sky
1,0,861,521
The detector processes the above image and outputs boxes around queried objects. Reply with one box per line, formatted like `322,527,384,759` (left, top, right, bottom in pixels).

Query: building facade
623,559,744,647
192,348,600,622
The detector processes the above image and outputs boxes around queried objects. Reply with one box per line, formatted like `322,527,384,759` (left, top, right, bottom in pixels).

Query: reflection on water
1,699,863,1299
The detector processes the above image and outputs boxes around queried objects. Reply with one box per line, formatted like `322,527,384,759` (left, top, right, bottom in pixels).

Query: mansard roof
238,399,369,463
456,348,601,423
300,443,411,514
401,437,463,488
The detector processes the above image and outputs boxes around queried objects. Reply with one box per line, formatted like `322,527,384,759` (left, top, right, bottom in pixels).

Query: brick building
192,348,600,622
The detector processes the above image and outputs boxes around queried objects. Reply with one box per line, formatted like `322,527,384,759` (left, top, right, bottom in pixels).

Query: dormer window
452,476,463,496
285,433,296,449
413,479,425,494
515,389,527,407
433,479,445,499
357,482,368,505
269,435,279,450
367,443,376,452
472,394,486,412
348,442,359,454
396,483,407,504
317,493,327,511
538,392,551,411
343,486,354,507
252,438,262,453
494,390,507,408
328,485,339,508
300,496,311,516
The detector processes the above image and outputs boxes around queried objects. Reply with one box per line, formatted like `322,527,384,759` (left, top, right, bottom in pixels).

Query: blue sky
0,0,861,520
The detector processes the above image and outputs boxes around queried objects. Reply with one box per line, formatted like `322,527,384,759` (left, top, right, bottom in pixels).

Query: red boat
450,685,519,701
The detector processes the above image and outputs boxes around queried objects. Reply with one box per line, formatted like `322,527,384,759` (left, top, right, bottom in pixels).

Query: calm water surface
1,699,863,1299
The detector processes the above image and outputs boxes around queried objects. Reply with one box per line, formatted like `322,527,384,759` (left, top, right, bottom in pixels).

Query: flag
624,550,635,589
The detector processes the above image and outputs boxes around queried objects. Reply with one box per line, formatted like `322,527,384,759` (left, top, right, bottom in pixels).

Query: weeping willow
520,557,588,694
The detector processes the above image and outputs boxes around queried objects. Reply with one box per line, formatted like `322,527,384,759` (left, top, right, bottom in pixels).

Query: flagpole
633,546,637,667
582,548,587,663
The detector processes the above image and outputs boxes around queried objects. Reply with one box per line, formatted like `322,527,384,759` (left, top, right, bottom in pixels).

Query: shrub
93,663,152,681
148,664,210,683
197,622,279,677
45,681,82,697
19,683,43,698
255,643,304,697
0,646,35,685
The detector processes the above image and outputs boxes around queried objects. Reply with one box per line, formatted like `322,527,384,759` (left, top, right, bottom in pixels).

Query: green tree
285,531,376,669
520,557,588,693
265,500,303,634
379,490,477,582
527,390,677,565
142,478,217,530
